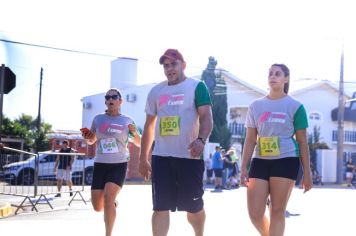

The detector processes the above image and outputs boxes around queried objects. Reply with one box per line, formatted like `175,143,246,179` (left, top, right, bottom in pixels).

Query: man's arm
140,115,157,159
197,104,213,143
188,104,213,158
139,114,157,180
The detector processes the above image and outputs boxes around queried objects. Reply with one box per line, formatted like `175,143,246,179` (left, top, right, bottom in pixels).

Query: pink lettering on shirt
259,112,286,124
259,112,271,123
159,95,170,107
99,122,110,133
159,94,185,106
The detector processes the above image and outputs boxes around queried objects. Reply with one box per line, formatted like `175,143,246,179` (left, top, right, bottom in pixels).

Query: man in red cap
139,49,213,236
158,49,185,64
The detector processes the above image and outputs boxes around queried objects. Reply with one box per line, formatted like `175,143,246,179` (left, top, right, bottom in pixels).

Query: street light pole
336,46,345,184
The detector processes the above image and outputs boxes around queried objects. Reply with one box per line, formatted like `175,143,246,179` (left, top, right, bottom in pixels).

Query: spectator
346,159,355,187
222,149,233,189
212,146,223,190
205,153,213,184
54,140,76,197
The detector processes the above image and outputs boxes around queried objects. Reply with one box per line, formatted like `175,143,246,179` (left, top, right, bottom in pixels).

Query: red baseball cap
159,49,185,64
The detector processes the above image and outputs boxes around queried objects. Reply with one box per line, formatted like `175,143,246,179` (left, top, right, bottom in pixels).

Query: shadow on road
285,210,301,218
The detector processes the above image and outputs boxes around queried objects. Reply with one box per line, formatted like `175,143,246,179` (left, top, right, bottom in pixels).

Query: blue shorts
151,155,204,213
91,162,127,189
248,157,300,181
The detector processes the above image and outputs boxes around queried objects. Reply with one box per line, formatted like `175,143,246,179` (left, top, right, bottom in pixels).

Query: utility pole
336,47,345,184
35,67,43,151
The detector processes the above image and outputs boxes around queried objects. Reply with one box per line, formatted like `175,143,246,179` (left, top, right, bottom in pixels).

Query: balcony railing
229,122,246,137
332,130,356,143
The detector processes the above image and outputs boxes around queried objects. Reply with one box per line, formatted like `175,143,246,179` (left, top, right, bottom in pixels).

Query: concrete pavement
0,184,355,236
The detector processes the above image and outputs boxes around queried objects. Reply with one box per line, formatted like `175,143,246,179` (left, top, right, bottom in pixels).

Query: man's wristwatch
196,137,206,145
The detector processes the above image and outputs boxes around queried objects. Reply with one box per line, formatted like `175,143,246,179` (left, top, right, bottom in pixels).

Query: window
40,155,57,163
77,141,86,148
309,112,321,121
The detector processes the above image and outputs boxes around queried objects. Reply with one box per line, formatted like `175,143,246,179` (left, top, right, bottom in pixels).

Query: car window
40,155,57,163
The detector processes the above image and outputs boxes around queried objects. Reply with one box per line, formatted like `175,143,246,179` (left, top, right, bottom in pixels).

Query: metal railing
332,130,356,143
229,122,246,137
0,146,91,215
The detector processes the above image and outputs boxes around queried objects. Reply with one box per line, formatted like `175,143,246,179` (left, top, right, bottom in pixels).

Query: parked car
3,151,94,185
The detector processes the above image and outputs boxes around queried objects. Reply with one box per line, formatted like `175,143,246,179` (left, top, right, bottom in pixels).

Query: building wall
226,78,265,122
293,85,339,146
292,84,356,153
111,58,138,89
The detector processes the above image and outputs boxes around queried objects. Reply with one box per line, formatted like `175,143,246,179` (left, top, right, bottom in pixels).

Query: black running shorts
151,155,204,213
91,162,128,189
248,157,300,181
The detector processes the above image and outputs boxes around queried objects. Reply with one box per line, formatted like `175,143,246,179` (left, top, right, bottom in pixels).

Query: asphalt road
0,184,355,236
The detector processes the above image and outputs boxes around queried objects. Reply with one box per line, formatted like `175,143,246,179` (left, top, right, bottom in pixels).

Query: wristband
197,137,206,145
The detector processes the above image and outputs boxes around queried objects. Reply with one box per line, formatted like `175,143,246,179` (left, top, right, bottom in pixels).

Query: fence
0,146,92,215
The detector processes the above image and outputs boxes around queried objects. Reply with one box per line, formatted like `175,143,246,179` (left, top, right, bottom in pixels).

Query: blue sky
1,0,356,130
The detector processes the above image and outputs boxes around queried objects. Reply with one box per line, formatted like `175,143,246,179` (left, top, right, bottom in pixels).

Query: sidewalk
0,184,355,236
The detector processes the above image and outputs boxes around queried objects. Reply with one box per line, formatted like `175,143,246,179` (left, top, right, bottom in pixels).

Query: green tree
201,57,231,149
1,114,52,151
308,125,329,165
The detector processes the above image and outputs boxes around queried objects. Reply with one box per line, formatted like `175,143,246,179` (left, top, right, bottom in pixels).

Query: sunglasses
105,94,120,100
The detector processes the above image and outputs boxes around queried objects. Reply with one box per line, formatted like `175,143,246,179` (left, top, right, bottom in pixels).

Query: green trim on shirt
294,105,308,131
291,137,300,157
195,81,212,107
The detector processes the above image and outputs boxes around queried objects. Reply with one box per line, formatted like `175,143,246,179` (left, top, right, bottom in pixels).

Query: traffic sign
2,66,16,94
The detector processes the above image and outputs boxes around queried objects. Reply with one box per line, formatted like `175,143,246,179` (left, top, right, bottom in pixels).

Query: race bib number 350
259,136,280,156
160,116,180,136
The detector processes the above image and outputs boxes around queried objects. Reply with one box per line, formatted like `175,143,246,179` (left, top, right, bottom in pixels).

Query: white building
292,80,356,155
81,58,156,131
81,58,356,160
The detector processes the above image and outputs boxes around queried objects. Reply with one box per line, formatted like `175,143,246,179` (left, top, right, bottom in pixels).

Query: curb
0,201,12,218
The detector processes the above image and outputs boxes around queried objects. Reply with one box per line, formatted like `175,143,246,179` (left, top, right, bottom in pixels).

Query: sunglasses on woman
105,94,120,100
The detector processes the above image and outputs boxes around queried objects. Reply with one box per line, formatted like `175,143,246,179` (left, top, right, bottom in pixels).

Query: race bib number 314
160,116,180,136
259,136,280,156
